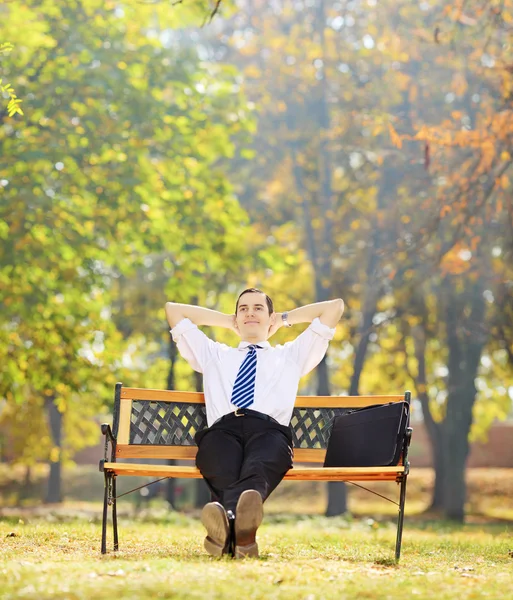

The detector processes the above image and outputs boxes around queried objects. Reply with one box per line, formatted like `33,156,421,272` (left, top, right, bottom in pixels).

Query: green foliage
204,0,513,409
0,0,260,466
184,0,513,518
2,0,512,519
0,42,23,116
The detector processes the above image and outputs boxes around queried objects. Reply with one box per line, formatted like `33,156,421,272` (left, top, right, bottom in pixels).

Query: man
165,289,344,558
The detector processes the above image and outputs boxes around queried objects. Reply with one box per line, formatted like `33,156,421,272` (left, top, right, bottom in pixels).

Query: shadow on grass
98,550,211,563
374,557,400,568
404,517,513,534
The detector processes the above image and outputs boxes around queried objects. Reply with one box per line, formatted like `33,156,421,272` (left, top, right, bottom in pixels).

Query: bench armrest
405,427,413,447
99,423,117,471
401,427,413,476
101,423,116,443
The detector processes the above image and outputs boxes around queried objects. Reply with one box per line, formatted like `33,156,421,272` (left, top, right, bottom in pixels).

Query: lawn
3,466,513,520
1,513,512,599
1,468,512,598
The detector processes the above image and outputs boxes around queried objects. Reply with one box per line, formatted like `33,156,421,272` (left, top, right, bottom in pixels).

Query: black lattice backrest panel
290,408,353,448
130,401,207,446
128,400,353,449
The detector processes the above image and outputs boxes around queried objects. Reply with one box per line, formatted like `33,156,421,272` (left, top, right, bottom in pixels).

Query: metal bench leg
101,472,109,554
112,475,119,551
228,512,235,558
395,473,408,562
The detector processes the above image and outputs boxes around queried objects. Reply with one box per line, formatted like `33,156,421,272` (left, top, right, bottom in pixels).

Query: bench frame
100,383,412,560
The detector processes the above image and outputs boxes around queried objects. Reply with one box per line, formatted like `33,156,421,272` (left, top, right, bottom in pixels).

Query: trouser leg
223,422,293,512
195,428,244,509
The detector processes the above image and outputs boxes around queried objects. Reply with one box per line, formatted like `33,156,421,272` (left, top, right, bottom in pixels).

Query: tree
191,0,513,520
390,0,513,519
0,0,257,500
196,0,431,515
0,42,23,117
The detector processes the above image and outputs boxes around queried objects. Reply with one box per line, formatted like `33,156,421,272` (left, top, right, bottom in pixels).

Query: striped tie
231,344,260,409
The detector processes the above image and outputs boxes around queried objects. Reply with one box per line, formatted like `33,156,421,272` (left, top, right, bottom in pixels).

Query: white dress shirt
170,317,336,426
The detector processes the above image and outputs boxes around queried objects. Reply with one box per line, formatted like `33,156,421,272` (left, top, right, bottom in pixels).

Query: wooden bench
100,383,412,560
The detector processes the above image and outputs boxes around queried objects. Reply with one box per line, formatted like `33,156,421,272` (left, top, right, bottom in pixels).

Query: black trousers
195,415,293,512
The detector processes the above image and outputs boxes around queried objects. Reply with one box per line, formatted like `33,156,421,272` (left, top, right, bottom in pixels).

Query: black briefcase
323,401,410,467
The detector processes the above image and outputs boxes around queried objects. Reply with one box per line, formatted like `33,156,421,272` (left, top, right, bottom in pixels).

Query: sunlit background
1,0,512,524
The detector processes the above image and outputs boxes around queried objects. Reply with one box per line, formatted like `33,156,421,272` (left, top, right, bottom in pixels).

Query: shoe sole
201,503,229,557
234,490,263,559
235,542,259,559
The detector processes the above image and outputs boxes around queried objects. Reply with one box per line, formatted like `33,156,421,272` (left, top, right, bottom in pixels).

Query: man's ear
270,312,276,325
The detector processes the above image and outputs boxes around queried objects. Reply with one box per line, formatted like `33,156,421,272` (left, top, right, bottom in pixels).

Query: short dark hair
235,288,274,315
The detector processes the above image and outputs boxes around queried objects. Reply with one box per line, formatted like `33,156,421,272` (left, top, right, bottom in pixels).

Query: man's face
235,292,275,341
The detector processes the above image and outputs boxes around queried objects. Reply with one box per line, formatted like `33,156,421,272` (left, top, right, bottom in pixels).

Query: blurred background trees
0,0,511,520
0,42,23,117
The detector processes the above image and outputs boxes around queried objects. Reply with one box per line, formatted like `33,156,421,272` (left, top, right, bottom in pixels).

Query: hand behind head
267,319,281,339
232,314,241,338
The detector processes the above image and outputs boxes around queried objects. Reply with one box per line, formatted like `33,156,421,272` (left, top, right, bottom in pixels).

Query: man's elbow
319,298,344,328
165,301,176,316
332,298,344,319
165,302,184,328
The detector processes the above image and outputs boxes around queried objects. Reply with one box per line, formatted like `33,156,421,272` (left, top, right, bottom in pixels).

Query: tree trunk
193,370,211,507
19,465,32,502
311,0,348,517
318,314,347,515
411,324,445,511
349,299,378,396
165,336,177,508
195,477,212,508
420,398,446,511
442,387,473,521
348,162,402,396
326,482,347,516
45,397,62,504
429,434,446,511
316,355,330,396
166,333,178,391
441,278,487,521
317,338,345,515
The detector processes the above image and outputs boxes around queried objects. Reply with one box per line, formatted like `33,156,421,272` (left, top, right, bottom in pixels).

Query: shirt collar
237,341,271,351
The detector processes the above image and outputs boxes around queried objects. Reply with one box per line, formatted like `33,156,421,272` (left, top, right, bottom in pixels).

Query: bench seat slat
103,463,404,481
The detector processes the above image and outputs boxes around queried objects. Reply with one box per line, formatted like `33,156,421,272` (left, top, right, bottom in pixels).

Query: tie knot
248,344,261,351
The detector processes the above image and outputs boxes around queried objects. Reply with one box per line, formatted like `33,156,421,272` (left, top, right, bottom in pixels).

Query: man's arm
273,298,344,333
165,302,235,331
275,299,344,374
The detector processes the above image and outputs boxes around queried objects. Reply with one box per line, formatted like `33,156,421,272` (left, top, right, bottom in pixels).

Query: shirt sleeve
283,317,336,377
170,318,218,373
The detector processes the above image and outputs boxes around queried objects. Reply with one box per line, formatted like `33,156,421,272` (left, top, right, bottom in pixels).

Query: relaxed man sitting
165,288,344,558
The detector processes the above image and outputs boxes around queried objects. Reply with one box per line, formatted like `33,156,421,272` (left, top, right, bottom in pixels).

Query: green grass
3,466,513,521
1,514,512,599
2,468,512,598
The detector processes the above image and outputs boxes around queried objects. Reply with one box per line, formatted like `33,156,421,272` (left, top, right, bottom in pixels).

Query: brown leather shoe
201,502,230,557
234,490,263,559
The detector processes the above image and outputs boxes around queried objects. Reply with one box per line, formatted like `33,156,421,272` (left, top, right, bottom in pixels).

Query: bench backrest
112,383,410,463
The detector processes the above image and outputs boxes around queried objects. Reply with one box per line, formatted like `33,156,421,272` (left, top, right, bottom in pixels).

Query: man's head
234,288,276,341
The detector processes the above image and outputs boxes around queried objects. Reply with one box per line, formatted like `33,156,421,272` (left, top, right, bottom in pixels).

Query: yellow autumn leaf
49,447,61,463
244,65,261,79
452,72,468,97
388,123,403,149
